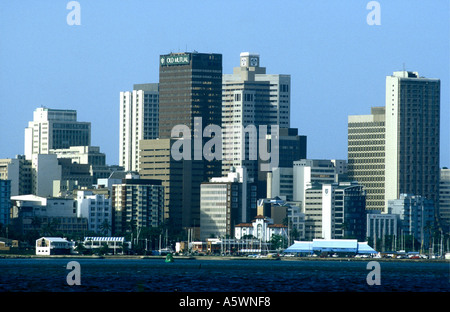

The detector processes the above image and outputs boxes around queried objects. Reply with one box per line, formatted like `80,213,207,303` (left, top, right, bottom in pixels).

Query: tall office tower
139,139,184,231
157,52,222,230
222,52,291,180
348,107,386,211
385,71,440,212
119,83,159,172
24,107,91,160
439,168,450,229
111,173,164,235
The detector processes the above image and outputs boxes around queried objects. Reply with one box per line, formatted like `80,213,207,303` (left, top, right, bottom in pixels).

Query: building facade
25,107,91,160
385,71,440,212
0,179,11,226
77,190,112,236
439,168,450,229
222,52,290,181
199,167,256,240
119,83,159,172
347,106,385,211
111,174,164,235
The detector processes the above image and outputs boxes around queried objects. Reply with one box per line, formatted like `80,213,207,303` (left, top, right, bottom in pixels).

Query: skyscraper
152,52,222,231
24,107,91,160
119,83,159,172
222,52,291,180
385,71,440,212
348,107,386,211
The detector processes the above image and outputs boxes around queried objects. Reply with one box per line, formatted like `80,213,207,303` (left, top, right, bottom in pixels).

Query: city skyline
0,1,449,168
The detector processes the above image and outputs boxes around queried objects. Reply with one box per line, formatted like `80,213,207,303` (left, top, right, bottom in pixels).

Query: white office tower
120,83,159,172
222,52,290,180
293,159,338,210
24,107,91,160
385,71,440,211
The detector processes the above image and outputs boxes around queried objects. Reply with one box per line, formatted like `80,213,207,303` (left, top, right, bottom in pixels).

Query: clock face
250,57,258,66
241,57,247,66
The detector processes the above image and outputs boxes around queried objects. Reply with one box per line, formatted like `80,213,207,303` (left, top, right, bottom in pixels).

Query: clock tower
240,52,259,68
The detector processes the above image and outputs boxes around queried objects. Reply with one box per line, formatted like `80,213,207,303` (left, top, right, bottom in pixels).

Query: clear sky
0,0,449,167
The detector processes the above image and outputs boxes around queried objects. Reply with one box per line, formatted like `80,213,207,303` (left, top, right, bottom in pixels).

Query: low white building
235,216,287,242
83,237,125,254
35,237,72,255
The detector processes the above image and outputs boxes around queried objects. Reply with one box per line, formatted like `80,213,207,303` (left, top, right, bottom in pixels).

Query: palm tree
99,220,111,236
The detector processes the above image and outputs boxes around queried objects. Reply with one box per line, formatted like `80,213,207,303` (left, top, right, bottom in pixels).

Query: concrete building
31,154,62,197
111,173,164,235
50,145,110,184
77,190,112,236
234,216,287,243
222,52,290,181
199,167,256,240
388,194,435,249
348,106,386,211
35,237,72,255
267,167,294,201
0,156,32,196
385,71,440,212
10,195,87,236
120,83,159,172
304,182,367,241
292,159,338,209
366,212,399,251
439,168,450,229
24,107,91,160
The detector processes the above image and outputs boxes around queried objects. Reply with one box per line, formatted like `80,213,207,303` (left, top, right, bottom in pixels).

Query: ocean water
0,258,448,292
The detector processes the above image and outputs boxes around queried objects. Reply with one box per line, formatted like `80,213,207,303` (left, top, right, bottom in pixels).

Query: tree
99,220,111,236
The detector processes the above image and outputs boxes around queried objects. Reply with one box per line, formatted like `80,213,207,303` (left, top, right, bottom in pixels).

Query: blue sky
0,0,449,167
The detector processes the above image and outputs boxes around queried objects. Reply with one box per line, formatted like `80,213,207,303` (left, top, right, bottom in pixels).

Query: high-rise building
0,156,32,196
385,71,440,212
77,190,112,236
439,168,450,229
222,52,291,180
119,83,159,172
139,138,184,231
348,107,386,211
24,107,91,160
111,173,164,235
153,52,222,231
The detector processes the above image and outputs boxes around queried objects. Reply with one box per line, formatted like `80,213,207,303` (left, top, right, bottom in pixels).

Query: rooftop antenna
403,63,406,77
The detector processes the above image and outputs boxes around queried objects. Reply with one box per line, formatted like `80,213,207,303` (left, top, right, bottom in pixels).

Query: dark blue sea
0,258,448,292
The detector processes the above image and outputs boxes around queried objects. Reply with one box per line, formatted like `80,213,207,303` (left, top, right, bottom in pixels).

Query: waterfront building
222,52,291,181
388,194,435,249
257,197,305,241
439,168,450,228
10,195,88,236
83,237,125,254
35,237,72,255
304,182,367,241
199,166,256,240
77,190,112,236
0,179,11,226
348,106,386,211
234,215,288,243
24,107,91,160
111,173,164,235
120,83,159,172
366,211,399,251
385,71,440,211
